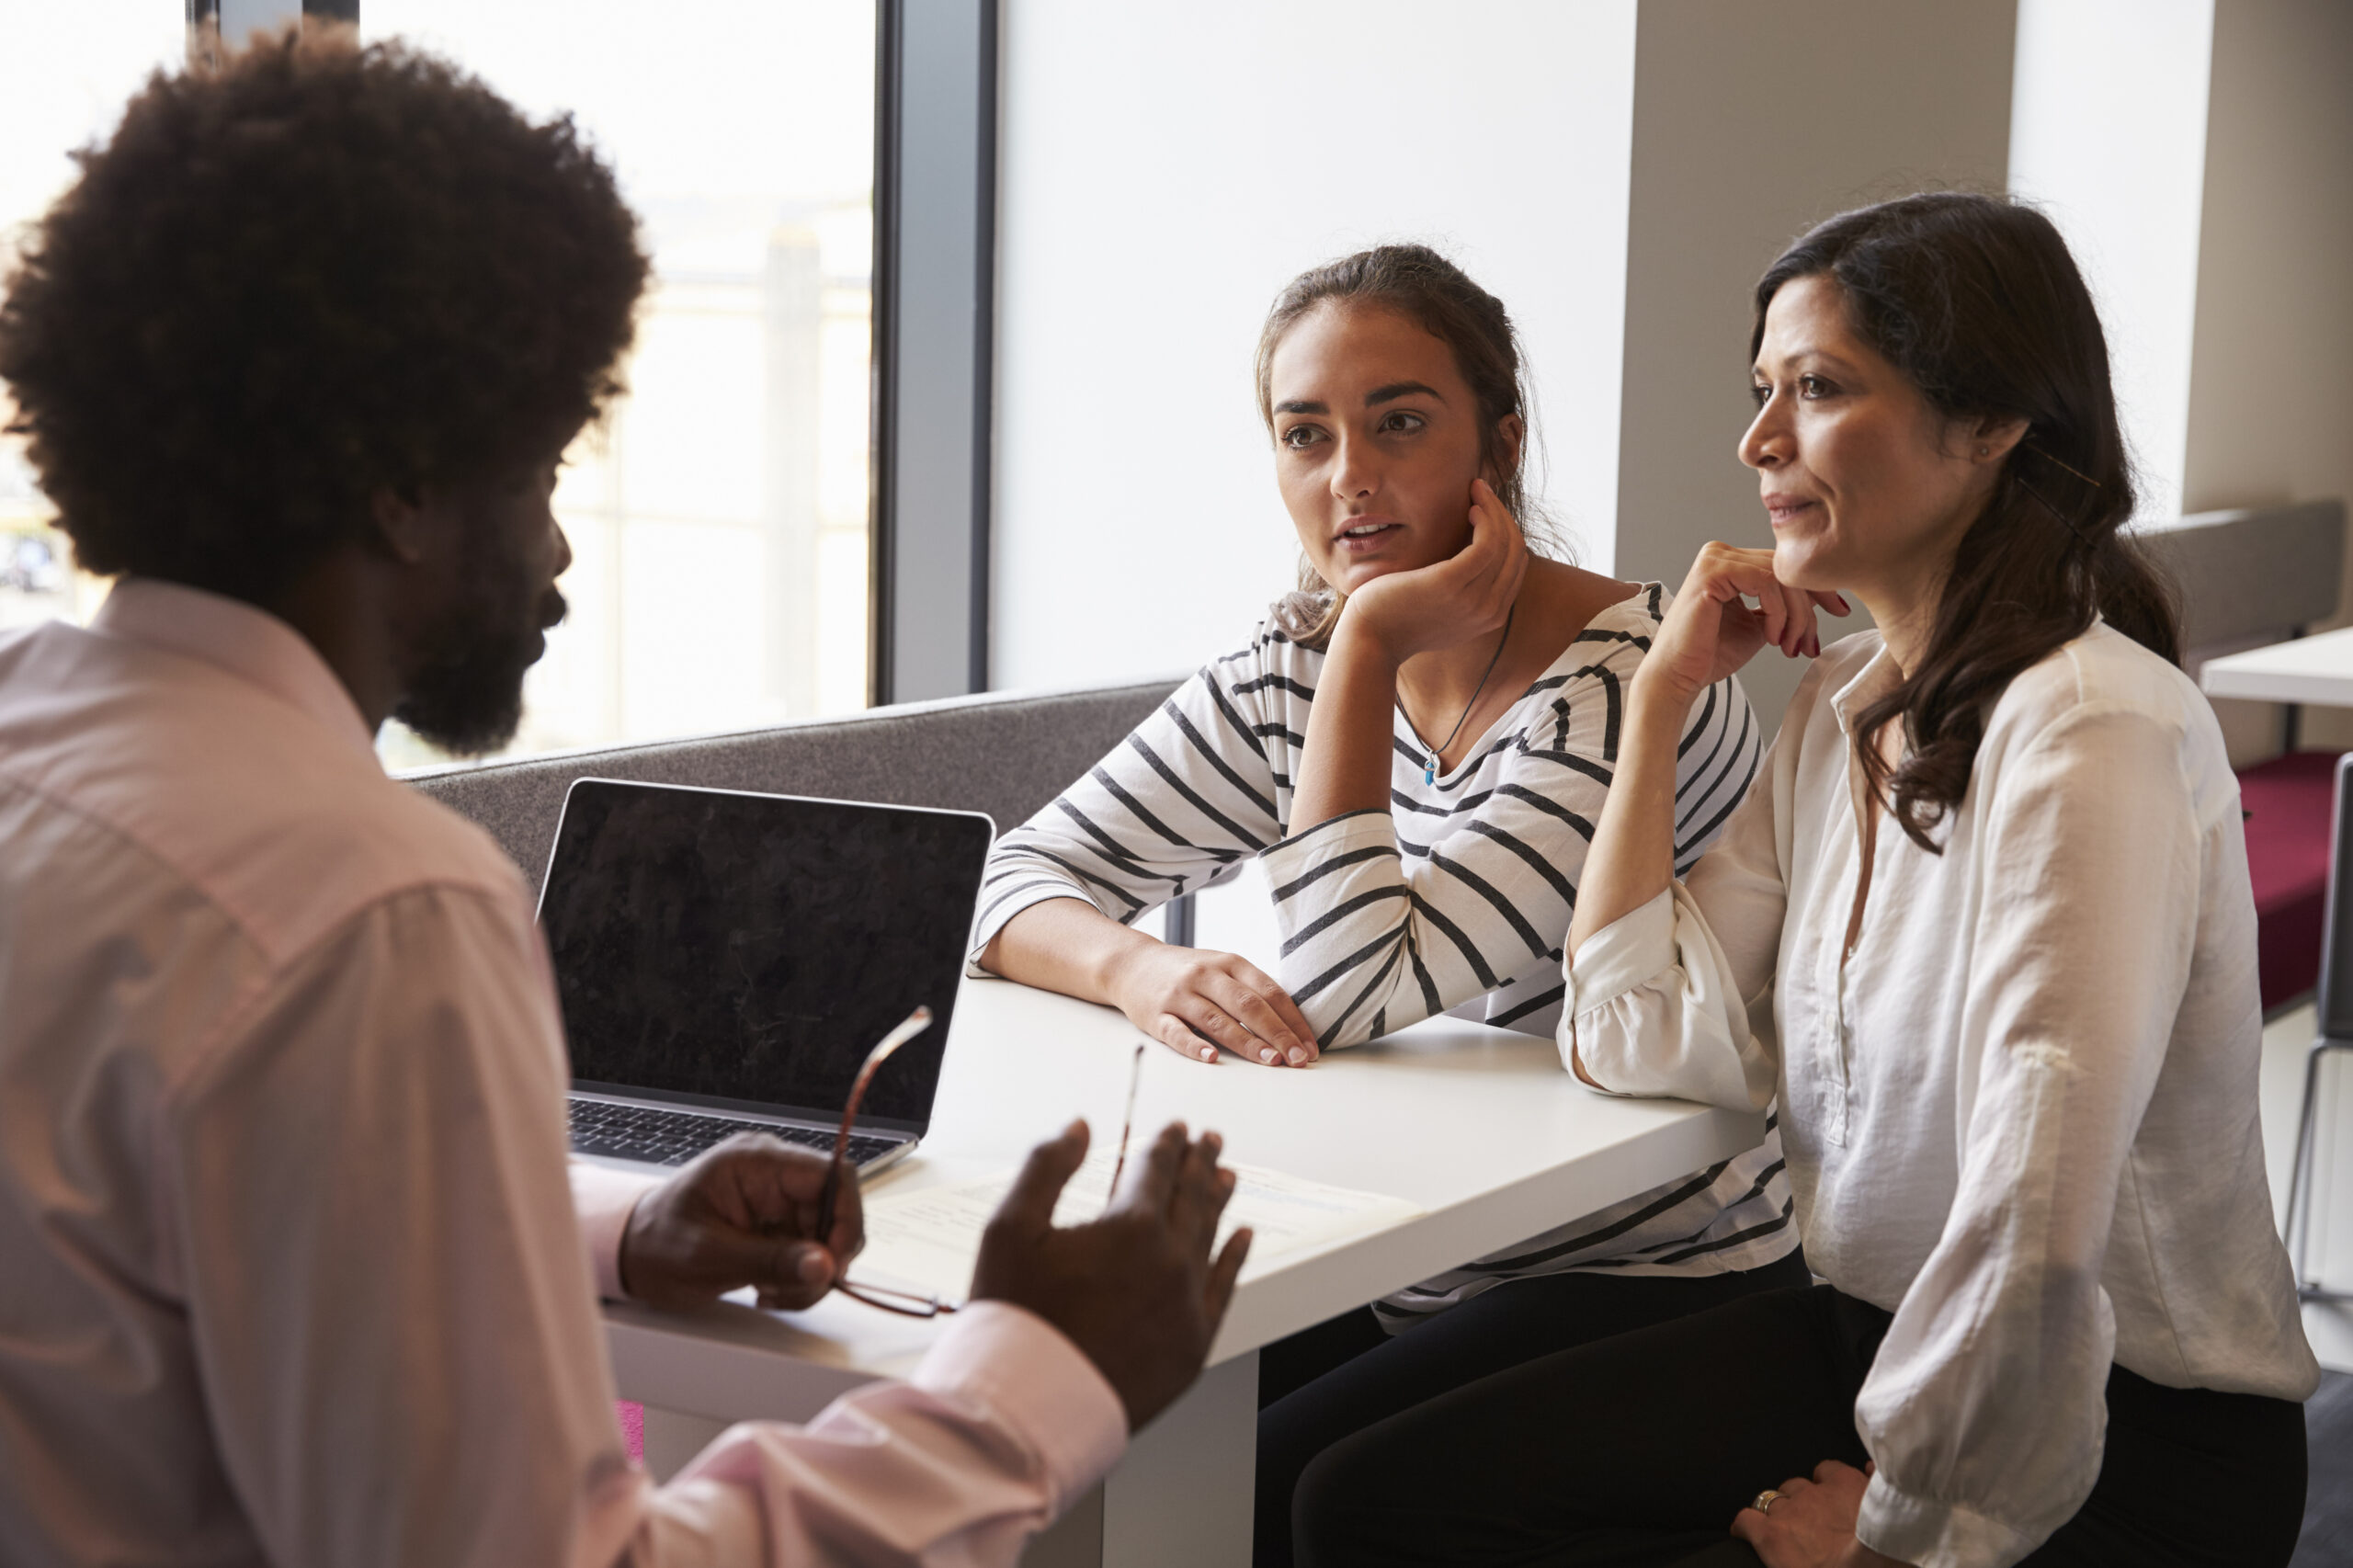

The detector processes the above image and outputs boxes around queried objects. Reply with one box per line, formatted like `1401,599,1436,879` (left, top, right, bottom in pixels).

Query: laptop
536,777,995,1178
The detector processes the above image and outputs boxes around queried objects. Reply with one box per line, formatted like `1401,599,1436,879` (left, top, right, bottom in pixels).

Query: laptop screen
539,779,994,1131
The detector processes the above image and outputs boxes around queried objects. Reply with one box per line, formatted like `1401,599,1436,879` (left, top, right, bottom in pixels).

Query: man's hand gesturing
971,1119,1251,1431
619,1133,866,1312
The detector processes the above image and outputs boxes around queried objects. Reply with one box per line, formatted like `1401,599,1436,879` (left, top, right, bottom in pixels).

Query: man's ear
368,484,433,566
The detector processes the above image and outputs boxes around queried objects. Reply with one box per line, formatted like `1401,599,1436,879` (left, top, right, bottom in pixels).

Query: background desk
2200,624,2353,708
605,977,1765,1567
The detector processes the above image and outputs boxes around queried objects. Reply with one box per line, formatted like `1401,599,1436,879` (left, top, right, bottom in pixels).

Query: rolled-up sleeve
1560,733,1790,1110
1850,705,2200,1568
969,661,1281,967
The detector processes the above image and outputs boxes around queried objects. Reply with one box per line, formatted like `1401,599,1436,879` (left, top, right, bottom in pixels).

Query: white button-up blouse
1563,621,2316,1568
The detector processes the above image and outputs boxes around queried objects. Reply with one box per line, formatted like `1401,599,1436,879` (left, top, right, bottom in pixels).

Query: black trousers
1292,1283,2308,1568
1256,1252,1813,1567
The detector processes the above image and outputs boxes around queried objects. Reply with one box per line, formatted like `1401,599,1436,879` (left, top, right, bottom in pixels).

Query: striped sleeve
1261,644,1757,1050
968,653,1286,962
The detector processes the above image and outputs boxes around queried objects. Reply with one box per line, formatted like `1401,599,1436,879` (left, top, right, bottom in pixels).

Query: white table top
2200,625,2353,707
605,975,1765,1424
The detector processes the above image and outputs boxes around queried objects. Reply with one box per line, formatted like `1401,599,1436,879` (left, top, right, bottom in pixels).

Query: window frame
868,0,997,705
190,0,985,711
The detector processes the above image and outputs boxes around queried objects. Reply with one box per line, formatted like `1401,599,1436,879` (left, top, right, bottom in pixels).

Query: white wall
990,0,1639,691
2172,0,2353,760
2008,0,2214,526
1609,0,2018,735
2181,0,2353,532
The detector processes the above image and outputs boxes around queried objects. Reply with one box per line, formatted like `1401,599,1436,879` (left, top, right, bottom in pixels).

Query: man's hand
1731,1460,1911,1568
971,1119,1251,1430
619,1134,866,1312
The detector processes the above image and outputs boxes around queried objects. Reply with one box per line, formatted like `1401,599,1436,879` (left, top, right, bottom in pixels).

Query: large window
0,6,180,637
366,2,881,767
0,5,881,767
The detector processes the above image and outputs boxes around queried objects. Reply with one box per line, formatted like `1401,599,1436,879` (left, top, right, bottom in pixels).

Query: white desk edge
603,979,1768,1427
2200,624,2353,707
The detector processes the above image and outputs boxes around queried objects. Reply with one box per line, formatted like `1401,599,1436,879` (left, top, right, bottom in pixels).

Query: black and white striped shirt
976,585,1797,1320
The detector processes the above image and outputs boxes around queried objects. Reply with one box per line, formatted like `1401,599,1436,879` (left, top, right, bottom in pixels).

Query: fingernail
795,1246,830,1283
1288,1048,1309,1064
1260,1047,1278,1063
1200,1045,1216,1061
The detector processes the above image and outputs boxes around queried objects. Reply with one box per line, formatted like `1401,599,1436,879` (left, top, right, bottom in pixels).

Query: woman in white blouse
1290,193,2318,1568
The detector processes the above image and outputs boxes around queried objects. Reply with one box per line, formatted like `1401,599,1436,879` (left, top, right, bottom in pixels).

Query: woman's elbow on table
1559,982,1771,1110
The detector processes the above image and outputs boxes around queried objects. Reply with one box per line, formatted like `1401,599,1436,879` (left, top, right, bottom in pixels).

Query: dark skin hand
618,1133,866,1312
971,1119,1253,1431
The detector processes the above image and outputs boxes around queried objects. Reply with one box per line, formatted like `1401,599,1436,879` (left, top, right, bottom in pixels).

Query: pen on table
1107,1040,1147,1201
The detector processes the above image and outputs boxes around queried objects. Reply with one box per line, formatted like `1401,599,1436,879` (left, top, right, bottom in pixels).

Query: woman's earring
1977,445,1990,458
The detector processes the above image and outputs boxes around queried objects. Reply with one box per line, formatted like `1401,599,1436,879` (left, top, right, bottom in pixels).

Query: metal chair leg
2289,1037,2353,1302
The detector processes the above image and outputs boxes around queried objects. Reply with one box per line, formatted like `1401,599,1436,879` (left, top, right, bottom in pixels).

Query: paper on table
853,1150,1424,1305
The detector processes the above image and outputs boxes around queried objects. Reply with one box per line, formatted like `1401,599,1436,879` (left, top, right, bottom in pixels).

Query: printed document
856,1150,1423,1304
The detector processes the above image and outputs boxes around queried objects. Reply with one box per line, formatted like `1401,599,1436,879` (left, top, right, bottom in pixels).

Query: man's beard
392,544,563,757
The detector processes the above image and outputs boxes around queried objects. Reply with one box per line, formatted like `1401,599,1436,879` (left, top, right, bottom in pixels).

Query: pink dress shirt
0,578,1125,1568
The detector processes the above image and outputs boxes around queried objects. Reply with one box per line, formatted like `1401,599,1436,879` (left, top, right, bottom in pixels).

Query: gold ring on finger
1751,1489,1782,1516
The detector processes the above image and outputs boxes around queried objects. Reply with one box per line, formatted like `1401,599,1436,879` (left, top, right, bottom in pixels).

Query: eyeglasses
819,1006,960,1317
823,1028,1152,1319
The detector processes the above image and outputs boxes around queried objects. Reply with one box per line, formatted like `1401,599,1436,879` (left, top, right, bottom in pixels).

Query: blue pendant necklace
1399,606,1516,787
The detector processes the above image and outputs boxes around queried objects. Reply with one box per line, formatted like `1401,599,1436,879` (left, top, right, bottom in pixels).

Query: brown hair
1255,244,1552,647
0,30,647,604
1754,193,2181,851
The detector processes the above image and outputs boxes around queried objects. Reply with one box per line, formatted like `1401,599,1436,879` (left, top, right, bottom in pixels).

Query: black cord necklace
1399,605,1516,786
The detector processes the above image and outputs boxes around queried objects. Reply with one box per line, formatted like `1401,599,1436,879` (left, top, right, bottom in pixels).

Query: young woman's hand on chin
1334,478,1529,666
1637,542,1850,712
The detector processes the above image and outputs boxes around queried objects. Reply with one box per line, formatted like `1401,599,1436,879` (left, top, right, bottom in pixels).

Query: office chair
2286,751,2353,1301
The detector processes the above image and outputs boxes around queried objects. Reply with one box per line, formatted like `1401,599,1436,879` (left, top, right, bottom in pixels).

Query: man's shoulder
0,621,527,969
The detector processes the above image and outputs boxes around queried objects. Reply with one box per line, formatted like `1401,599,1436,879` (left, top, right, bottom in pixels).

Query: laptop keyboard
568,1099,902,1169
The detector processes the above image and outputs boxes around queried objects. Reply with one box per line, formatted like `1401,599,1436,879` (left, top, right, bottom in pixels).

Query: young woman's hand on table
983,898,1320,1067
1105,937,1322,1067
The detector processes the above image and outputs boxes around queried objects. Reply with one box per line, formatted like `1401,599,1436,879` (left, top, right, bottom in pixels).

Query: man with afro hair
0,31,1244,1566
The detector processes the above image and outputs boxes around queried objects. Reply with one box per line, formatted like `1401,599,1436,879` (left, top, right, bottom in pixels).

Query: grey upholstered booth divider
404,676,1186,897
2140,498,2347,652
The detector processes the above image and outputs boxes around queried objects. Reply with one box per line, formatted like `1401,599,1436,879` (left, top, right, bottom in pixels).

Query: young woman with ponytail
1291,194,2317,1568
973,244,1807,1564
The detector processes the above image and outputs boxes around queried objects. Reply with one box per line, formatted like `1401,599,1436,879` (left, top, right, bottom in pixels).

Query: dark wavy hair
1755,193,2181,851
1255,243,1556,647
0,30,647,603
